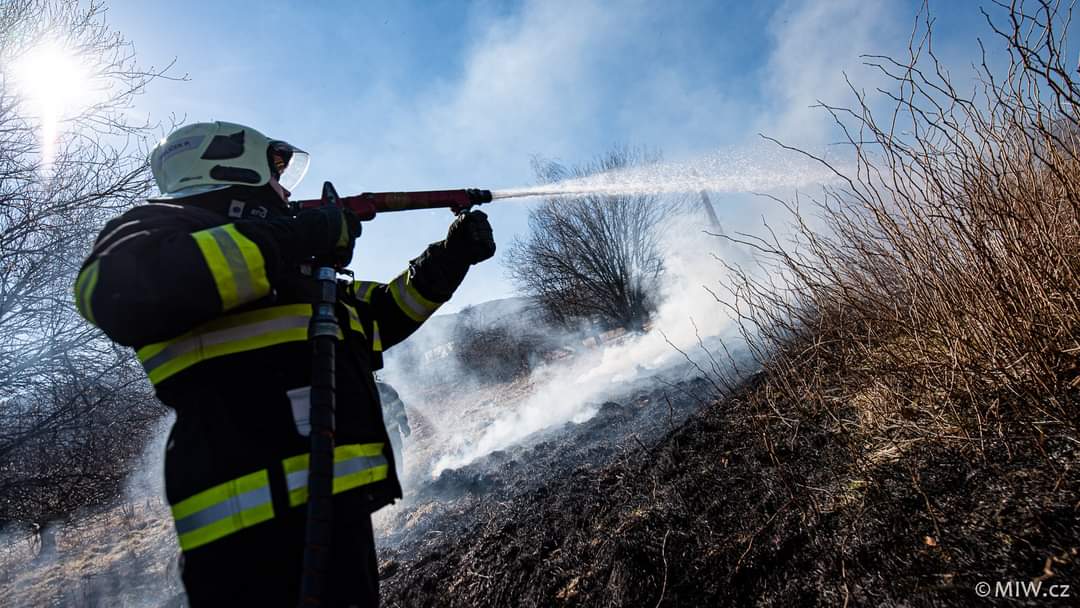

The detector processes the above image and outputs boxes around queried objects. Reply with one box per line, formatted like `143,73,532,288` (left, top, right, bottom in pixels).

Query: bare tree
0,0,175,525
506,149,666,331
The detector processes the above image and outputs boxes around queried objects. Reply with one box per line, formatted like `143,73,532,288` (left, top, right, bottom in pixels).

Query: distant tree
0,0,175,525
505,149,666,331
451,305,549,384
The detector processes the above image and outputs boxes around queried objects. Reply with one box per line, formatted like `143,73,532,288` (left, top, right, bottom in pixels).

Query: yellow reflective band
282,452,310,507
137,303,313,360
388,271,441,323
170,470,273,552
332,443,389,495
190,224,271,311
136,304,314,385
350,280,379,303
171,469,269,519
372,320,382,352
336,443,385,459
191,228,237,309
74,260,101,325
222,224,271,302
282,443,388,507
342,303,366,336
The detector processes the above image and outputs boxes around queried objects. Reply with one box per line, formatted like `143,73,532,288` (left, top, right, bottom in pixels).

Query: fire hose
296,183,491,606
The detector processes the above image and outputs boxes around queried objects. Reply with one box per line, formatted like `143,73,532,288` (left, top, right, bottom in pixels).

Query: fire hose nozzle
467,189,493,205
297,187,494,218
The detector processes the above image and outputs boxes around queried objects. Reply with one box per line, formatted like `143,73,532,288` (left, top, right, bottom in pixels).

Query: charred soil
380,378,1080,607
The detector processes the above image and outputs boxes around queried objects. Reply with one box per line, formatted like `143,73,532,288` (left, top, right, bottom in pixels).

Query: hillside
381,378,1079,606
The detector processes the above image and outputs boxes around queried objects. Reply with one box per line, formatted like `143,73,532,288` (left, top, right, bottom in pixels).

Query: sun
10,41,95,167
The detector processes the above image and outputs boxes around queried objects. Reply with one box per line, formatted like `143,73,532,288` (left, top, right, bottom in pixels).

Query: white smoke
429,204,757,476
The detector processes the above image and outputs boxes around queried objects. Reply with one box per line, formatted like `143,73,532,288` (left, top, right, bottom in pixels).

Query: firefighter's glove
445,210,495,265
294,206,362,267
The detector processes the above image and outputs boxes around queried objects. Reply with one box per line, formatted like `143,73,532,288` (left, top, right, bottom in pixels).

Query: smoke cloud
427,156,822,476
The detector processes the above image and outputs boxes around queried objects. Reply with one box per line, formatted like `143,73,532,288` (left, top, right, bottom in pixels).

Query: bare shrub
0,369,164,525
0,0,175,526
506,149,667,331
451,305,551,384
723,0,1080,457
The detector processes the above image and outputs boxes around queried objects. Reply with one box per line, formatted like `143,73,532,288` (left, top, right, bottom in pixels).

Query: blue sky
103,0,1041,311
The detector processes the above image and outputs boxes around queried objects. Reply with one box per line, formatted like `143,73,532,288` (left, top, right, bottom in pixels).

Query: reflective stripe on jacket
172,443,388,551
136,304,322,385
75,191,470,556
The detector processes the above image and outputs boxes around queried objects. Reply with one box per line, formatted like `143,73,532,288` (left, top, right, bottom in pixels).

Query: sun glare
10,42,94,168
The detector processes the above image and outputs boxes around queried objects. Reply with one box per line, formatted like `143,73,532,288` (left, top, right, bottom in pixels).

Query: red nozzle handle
295,188,492,219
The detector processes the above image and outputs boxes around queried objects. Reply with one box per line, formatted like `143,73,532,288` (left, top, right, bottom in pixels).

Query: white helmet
148,121,309,201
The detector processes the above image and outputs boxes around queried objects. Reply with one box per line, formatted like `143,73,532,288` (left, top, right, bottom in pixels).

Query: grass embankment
384,5,1079,605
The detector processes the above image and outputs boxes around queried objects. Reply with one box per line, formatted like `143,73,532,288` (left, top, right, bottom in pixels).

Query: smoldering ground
370,154,834,545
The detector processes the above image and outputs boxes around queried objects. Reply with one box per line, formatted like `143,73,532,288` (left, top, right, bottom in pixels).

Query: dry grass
0,498,183,607
721,0,1080,463
374,5,1080,605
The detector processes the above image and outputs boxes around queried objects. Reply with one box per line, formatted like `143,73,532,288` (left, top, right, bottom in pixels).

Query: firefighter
375,381,410,479
73,121,495,606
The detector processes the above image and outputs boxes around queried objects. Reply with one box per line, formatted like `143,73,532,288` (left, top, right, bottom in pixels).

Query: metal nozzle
467,189,493,205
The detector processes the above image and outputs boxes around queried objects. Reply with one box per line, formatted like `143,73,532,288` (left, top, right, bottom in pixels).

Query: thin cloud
758,0,906,146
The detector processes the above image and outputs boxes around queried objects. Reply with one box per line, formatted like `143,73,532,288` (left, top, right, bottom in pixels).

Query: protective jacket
74,187,465,604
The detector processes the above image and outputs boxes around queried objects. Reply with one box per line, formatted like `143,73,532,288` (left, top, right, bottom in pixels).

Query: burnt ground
0,370,1074,607
378,377,1080,607
376,374,716,554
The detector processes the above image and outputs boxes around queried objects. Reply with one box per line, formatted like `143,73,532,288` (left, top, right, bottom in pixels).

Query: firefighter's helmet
149,121,309,200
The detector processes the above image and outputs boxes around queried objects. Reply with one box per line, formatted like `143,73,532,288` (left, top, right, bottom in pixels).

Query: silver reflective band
208,226,256,302
173,485,272,534
92,220,142,254
352,281,379,303
335,453,389,478
141,314,310,374
285,454,390,493
389,276,437,321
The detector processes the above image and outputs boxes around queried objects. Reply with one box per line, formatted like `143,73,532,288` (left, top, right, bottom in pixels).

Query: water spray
295,146,842,216
294,146,841,483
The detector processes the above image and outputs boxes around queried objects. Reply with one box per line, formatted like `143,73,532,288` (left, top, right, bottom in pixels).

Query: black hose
298,183,343,607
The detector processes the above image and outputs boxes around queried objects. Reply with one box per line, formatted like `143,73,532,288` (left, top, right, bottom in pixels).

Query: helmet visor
268,141,310,191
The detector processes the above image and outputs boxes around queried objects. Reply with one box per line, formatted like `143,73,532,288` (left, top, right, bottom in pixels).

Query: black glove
445,210,495,265
293,206,362,267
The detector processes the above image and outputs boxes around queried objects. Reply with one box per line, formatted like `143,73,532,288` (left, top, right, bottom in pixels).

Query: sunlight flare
10,41,94,167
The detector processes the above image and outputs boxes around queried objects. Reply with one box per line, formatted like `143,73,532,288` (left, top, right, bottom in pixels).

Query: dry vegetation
0,498,184,607
6,1,1080,606
0,0,171,530
382,2,1079,605
723,0,1079,468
